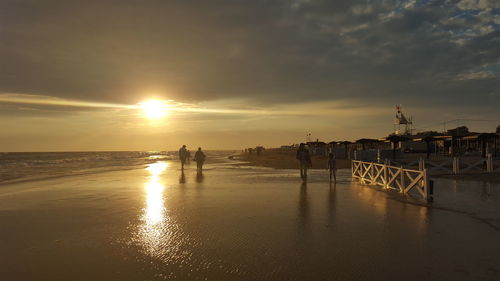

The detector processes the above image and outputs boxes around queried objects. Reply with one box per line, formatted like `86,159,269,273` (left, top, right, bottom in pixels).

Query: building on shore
306,139,328,156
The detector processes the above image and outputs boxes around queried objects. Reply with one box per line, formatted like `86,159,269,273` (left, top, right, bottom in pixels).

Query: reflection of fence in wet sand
385,153,500,175
352,160,428,200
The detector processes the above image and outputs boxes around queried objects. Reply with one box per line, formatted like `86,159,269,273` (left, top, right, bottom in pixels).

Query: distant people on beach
179,145,188,170
194,147,206,172
296,143,312,181
186,150,191,164
327,153,337,183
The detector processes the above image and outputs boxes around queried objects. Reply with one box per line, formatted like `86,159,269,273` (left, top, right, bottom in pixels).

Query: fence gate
352,160,428,200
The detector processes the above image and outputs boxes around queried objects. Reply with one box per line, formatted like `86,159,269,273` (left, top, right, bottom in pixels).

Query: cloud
0,0,499,110
351,4,374,15
456,70,499,80
457,0,500,10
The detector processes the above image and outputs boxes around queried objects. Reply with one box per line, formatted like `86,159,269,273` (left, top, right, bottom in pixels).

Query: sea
0,151,176,185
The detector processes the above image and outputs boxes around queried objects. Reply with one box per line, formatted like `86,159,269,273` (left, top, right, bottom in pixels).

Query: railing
383,153,499,175
490,156,500,172
352,160,428,200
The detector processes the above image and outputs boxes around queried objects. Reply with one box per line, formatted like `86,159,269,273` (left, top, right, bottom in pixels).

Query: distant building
280,145,296,151
306,139,328,156
255,146,265,156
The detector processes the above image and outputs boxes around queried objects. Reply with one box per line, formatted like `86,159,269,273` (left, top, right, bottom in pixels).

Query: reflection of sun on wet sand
1,158,500,280
134,161,194,263
139,162,168,256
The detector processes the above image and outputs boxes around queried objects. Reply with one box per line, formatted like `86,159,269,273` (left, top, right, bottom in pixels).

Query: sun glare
140,100,169,119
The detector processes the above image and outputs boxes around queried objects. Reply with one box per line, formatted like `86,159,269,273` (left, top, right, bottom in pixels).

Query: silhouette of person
186,150,191,164
194,147,206,172
327,153,337,183
296,143,312,181
179,145,188,170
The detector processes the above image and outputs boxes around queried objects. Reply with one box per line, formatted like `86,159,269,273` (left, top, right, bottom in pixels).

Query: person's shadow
328,181,337,214
296,182,311,241
179,170,186,184
298,182,309,220
196,171,204,183
329,181,336,191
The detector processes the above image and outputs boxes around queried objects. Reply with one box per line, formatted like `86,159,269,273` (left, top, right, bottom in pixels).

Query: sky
1,0,499,151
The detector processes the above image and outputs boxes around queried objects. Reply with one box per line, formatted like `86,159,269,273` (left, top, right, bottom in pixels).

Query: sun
140,100,169,119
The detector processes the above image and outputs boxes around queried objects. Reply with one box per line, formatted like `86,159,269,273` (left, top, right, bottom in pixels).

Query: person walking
186,150,191,164
296,143,312,181
179,145,188,170
194,147,206,172
327,153,337,183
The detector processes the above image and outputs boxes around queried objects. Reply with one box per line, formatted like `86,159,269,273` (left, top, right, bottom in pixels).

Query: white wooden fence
383,154,498,175
352,160,428,200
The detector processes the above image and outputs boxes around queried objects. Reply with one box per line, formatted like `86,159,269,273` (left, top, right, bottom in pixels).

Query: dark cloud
0,0,499,108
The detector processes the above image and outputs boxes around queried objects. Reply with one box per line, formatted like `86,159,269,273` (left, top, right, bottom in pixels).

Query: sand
233,150,351,169
233,151,500,184
1,158,500,281
431,173,500,183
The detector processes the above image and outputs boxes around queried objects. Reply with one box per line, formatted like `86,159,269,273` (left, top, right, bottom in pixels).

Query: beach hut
421,135,438,159
306,140,328,156
385,134,411,159
328,141,338,154
477,133,496,157
355,138,380,151
413,135,443,159
429,135,452,155
338,141,353,159
353,138,381,161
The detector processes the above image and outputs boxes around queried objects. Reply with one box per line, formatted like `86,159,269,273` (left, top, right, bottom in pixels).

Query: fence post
427,178,434,203
453,157,459,175
422,169,428,200
486,153,493,172
383,163,388,189
359,161,363,183
400,165,405,193
370,163,375,185
418,157,424,171
452,157,456,174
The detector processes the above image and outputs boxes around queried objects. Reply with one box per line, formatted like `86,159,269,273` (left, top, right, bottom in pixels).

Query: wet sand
1,159,500,281
234,151,351,169
431,173,500,183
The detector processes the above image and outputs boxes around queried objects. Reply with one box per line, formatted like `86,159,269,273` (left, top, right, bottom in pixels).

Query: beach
233,150,351,170
1,156,500,281
236,150,500,184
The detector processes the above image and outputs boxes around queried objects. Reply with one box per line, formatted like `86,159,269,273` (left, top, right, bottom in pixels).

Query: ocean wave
0,151,236,185
0,151,175,185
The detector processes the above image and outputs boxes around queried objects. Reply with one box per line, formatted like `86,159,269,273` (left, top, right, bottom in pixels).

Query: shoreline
2,152,498,187
0,165,145,187
232,151,351,170
0,153,232,187
233,151,500,183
